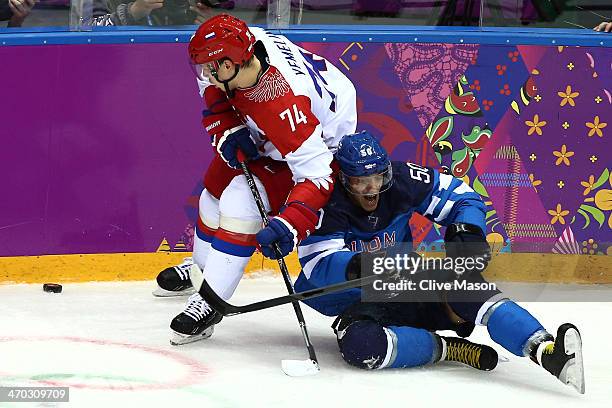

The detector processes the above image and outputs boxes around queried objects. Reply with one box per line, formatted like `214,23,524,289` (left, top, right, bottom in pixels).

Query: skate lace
543,343,555,355
175,257,194,281
447,342,481,369
183,294,212,321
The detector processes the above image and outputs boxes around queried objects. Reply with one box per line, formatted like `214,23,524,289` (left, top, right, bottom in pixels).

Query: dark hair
217,56,254,69
1,0,14,21
242,55,255,68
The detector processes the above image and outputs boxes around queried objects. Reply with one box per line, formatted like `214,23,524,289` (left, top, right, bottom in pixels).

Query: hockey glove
256,217,297,259
256,201,320,259
214,125,260,169
201,85,242,138
444,223,491,277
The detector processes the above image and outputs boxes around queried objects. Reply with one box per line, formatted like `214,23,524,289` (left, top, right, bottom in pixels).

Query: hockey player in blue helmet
293,131,585,393
335,130,394,213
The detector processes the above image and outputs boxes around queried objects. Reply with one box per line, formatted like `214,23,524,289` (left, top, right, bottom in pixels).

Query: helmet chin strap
214,64,241,98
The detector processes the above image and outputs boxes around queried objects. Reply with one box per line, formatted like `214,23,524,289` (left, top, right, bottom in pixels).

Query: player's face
201,59,236,89
205,61,221,79
215,60,237,81
347,174,384,212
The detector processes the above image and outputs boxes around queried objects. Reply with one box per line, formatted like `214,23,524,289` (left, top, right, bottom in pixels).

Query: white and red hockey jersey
197,28,357,223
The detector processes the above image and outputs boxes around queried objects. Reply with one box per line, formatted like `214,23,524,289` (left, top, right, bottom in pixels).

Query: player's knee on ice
336,320,436,369
337,320,388,369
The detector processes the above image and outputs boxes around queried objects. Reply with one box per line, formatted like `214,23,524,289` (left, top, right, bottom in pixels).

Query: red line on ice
0,336,209,391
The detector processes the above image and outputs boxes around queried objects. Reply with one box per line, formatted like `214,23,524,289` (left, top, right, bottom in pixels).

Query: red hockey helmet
189,14,256,66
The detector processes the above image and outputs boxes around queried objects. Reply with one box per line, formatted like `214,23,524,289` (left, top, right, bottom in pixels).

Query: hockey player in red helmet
156,14,358,346
188,13,256,96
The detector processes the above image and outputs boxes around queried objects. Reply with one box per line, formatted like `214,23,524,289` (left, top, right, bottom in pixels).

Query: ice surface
0,278,610,407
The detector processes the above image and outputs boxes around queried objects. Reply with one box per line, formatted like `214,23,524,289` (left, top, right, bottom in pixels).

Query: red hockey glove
201,86,242,144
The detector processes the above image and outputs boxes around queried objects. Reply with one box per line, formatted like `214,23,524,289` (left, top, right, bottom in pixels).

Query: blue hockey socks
485,300,546,356
387,326,437,368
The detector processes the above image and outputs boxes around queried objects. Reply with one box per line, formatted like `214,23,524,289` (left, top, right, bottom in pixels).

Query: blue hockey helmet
336,131,393,195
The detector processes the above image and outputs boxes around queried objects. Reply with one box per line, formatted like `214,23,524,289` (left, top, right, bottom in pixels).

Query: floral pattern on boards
339,43,610,255
509,47,610,249
574,168,612,237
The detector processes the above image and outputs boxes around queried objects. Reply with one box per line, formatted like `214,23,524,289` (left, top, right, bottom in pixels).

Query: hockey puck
43,283,62,293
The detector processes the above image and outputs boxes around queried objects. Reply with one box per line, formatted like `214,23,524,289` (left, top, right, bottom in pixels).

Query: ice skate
532,323,585,394
153,257,195,297
439,336,498,371
170,292,223,345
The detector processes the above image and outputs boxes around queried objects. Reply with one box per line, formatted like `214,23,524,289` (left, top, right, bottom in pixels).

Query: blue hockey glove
215,125,259,169
256,217,297,259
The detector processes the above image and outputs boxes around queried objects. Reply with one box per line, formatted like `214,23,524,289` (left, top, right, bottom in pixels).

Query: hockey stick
194,265,378,316
194,260,458,316
238,159,319,377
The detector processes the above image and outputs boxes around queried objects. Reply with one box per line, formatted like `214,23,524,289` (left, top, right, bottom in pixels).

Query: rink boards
0,27,610,285
0,251,609,284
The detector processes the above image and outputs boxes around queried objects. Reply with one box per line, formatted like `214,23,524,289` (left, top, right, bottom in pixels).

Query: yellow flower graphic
586,116,607,137
525,114,547,136
553,144,574,166
595,189,612,211
594,189,612,229
581,175,595,195
548,204,570,225
558,85,579,107
529,174,542,192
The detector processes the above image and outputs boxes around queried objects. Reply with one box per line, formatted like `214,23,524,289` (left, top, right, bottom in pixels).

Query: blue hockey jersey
294,161,487,316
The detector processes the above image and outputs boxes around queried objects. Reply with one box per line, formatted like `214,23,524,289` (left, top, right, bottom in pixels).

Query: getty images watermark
368,253,497,295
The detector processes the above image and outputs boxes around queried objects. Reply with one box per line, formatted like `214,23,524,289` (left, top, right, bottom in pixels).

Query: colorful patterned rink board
0,31,610,283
